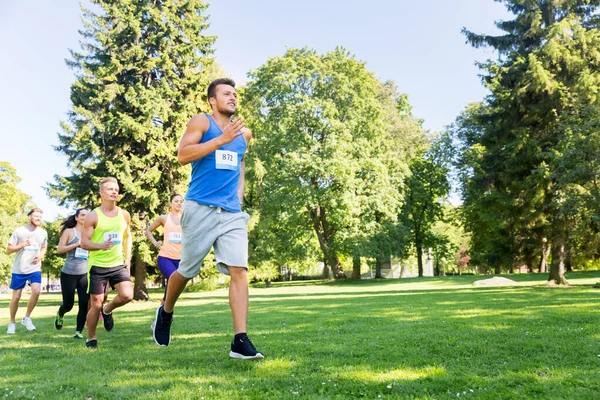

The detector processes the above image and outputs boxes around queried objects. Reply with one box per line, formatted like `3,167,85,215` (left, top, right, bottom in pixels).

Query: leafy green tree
400,134,452,277
0,162,30,284
243,48,408,279
360,81,422,279
248,261,280,288
47,0,216,298
455,0,600,283
430,204,469,276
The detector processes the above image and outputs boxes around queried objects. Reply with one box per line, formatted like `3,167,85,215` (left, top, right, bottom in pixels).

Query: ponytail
59,208,87,236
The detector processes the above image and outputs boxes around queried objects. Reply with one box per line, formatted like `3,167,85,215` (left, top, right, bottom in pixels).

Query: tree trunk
548,236,569,286
375,257,383,278
133,249,149,300
329,255,344,279
46,271,50,293
539,240,550,273
565,246,573,272
541,1,556,27
416,239,424,277
433,257,440,276
322,262,330,280
524,251,535,273
309,205,344,279
352,252,361,280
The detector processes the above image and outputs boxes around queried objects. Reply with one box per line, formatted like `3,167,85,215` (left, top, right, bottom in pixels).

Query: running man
153,78,264,359
55,208,89,339
6,208,48,334
81,177,133,348
144,194,183,304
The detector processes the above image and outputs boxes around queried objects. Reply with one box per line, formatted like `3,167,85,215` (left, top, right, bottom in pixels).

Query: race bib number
104,232,122,245
24,243,39,252
75,247,89,259
168,232,182,243
215,150,238,170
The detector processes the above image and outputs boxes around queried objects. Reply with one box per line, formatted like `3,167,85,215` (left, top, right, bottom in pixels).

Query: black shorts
89,265,131,295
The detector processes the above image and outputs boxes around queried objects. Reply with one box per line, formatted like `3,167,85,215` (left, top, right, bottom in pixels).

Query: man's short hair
27,208,43,216
207,78,236,101
99,177,119,191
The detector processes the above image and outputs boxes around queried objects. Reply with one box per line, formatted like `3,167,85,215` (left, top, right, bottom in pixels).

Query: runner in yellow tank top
144,194,183,304
80,177,133,349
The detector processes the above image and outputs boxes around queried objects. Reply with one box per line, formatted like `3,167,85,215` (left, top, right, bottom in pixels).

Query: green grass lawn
1,271,599,399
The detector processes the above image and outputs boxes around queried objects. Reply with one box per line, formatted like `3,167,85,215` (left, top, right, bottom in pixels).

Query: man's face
212,84,237,117
100,182,120,202
29,212,42,227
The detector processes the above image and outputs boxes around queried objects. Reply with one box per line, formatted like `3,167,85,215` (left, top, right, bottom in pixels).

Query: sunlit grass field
1,271,599,399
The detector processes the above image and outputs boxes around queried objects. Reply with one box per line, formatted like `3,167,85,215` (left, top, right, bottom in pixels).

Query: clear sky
0,1,510,221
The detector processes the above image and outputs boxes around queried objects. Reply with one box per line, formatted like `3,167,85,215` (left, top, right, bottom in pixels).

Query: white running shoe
7,323,16,334
21,317,36,331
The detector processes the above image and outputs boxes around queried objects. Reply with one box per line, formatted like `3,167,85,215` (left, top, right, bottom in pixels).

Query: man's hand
32,255,41,265
22,238,32,249
220,118,245,145
154,240,163,248
99,239,114,250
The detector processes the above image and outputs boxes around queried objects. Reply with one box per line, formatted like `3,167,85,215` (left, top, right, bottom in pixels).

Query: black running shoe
85,339,98,349
230,335,264,360
101,307,114,332
55,311,63,331
153,305,172,347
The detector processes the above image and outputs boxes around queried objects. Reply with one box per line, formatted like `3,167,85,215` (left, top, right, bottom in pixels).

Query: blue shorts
157,256,180,279
10,271,42,290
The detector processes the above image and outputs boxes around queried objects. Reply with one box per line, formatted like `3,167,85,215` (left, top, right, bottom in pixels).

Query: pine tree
455,0,600,283
48,0,216,298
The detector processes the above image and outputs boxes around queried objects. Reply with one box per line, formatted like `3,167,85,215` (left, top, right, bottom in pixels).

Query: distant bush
186,276,230,292
573,257,600,271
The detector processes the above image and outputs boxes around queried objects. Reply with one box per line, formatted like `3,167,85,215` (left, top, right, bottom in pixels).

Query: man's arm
33,244,47,265
238,160,246,205
6,229,28,254
81,211,113,251
177,114,246,166
123,210,132,269
237,129,253,205
39,245,47,259
7,241,28,254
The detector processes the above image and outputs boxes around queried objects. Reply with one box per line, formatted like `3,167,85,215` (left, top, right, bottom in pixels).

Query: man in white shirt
6,208,48,334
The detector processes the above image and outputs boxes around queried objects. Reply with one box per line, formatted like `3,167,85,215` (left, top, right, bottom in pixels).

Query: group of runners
4,78,264,360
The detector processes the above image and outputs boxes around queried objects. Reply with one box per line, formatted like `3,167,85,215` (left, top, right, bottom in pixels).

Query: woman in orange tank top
145,194,183,303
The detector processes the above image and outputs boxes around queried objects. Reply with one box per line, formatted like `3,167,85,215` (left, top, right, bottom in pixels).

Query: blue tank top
185,114,247,212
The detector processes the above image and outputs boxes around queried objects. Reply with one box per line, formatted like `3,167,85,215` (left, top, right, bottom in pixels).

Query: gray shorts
177,200,249,278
